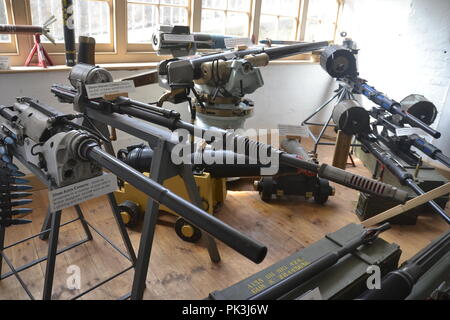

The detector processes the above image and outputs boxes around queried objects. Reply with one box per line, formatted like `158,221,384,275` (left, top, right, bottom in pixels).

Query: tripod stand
302,85,359,166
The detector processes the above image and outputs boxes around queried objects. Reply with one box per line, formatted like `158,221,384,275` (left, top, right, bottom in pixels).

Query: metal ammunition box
208,223,401,300
354,146,449,225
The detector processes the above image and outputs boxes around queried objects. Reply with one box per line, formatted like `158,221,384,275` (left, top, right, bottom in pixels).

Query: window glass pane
202,0,227,10
260,15,297,41
132,0,158,3
278,17,296,40
227,0,250,11
259,15,277,41
30,0,111,43
127,3,158,43
201,9,225,34
159,6,188,25
225,12,248,37
160,0,188,5
0,0,10,42
304,0,339,42
261,0,299,17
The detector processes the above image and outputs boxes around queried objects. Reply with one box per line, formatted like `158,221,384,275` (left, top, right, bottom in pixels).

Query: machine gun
320,46,442,139
357,134,450,224
50,64,408,204
0,16,57,67
359,228,450,300
0,97,267,264
370,107,450,168
152,25,251,57
328,96,449,223
157,40,329,129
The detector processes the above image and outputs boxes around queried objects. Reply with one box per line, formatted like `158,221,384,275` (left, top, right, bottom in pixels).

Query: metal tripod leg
39,209,52,240
74,205,93,241
179,166,221,263
107,193,137,263
312,87,349,153
83,120,137,263
302,91,341,125
131,140,169,300
42,209,62,300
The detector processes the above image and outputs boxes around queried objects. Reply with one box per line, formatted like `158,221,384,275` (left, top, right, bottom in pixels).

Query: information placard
48,174,118,212
85,81,136,99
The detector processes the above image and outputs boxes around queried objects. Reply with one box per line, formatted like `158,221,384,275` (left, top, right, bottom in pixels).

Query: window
1,0,342,66
0,0,10,42
127,0,190,43
304,0,339,42
30,0,112,44
259,0,301,41
201,0,252,37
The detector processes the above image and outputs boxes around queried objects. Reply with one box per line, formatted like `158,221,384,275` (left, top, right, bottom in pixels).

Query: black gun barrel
249,223,391,300
371,109,450,168
358,136,450,224
357,83,441,138
50,86,408,203
410,134,450,168
119,145,298,177
80,142,267,264
359,229,450,300
187,41,329,79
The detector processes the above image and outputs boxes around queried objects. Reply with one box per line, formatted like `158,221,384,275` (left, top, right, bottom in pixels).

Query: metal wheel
175,218,202,243
314,178,333,205
260,177,274,202
118,200,140,228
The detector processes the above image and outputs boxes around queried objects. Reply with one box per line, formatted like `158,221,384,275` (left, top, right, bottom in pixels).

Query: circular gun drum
69,63,113,87
400,94,437,125
320,45,357,78
332,99,370,135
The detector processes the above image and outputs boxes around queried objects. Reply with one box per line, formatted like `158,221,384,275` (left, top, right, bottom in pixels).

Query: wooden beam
332,130,352,169
362,182,450,227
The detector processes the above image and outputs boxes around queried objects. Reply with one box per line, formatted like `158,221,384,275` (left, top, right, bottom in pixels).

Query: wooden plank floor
0,140,448,300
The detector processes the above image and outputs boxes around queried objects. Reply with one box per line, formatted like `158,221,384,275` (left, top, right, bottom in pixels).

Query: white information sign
85,81,136,99
278,124,309,138
48,174,118,212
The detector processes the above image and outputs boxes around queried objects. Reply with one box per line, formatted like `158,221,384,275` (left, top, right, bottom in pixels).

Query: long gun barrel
80,142,267,263
51,84,408,204
0,16,56,44
371,110,450,168
319,46,441,139
359,228,450,300
358,135,450,224
248,223,391,300
0,100,267,264
165,41,329,80
354,82,441,139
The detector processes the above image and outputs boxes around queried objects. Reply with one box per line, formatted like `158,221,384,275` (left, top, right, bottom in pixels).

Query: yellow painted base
114,172,227,217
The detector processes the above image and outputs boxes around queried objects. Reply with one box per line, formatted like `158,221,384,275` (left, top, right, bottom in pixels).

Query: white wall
0,64,335,153
340,0,450,156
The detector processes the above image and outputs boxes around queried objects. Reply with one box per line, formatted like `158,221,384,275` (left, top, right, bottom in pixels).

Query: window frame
200,0,253,37
126,0,192,53
258,0,303,42
1,0,343,67
0,0,19,54
29,0,115,54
